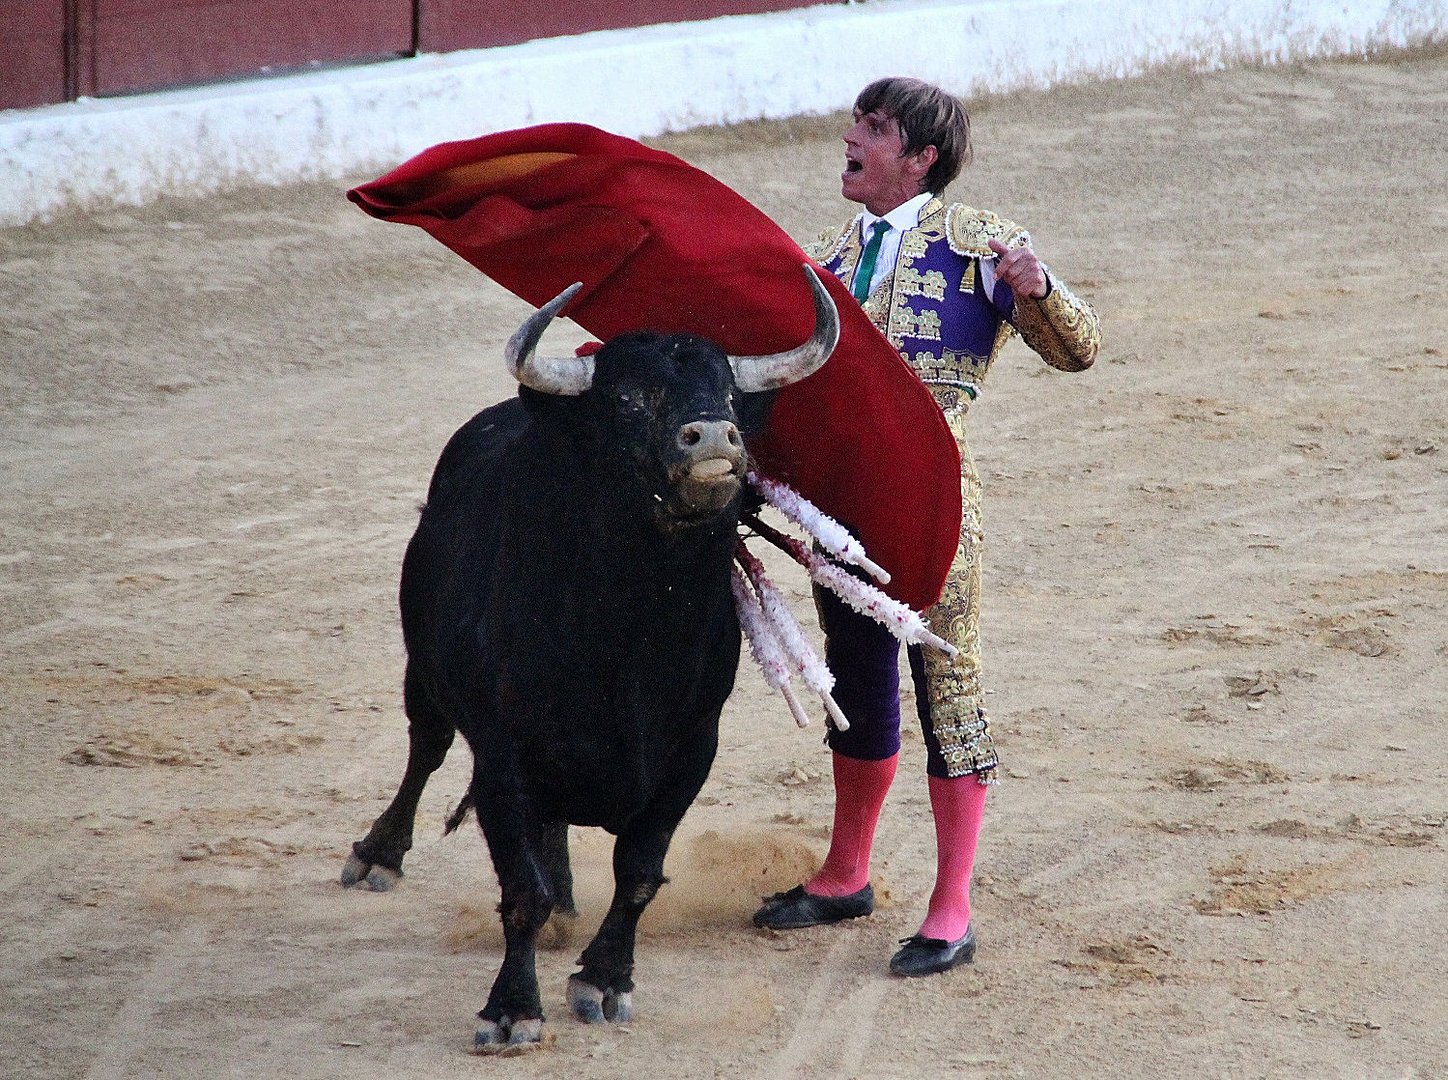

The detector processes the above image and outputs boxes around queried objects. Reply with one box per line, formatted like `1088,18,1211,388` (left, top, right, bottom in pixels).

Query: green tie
852,220,889,301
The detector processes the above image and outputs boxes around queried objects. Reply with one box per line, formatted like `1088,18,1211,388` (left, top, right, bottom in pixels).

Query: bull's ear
728,265,839,392
505,283,596,396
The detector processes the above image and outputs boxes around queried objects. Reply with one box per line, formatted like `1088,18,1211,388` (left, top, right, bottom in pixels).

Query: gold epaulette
945,202,1099,370
803,219,856,263
944,205,1030,257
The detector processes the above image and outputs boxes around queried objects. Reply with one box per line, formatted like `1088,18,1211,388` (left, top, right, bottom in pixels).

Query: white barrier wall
1,0,1442,226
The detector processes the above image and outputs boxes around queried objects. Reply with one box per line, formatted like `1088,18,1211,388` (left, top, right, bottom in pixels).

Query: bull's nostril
680,420,742,454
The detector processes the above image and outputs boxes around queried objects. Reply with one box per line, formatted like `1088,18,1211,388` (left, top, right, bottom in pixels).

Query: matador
755,76,1101,978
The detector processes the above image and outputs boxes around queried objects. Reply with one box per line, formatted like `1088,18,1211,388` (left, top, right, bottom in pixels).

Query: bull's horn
727,265,840,393
505,282,594,396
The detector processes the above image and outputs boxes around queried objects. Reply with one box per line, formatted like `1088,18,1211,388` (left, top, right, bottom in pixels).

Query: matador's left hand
988,237,1048,300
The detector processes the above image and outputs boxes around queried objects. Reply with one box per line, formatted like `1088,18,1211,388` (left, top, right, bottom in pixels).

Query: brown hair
854,77,972,194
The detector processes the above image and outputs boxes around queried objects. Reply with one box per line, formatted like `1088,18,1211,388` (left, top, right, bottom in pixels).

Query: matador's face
841,109,932,217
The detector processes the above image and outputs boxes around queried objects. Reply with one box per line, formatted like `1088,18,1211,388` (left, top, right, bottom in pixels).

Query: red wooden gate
1,1,829,112
82,0,414,98
2,0,67,109
417,0,823,52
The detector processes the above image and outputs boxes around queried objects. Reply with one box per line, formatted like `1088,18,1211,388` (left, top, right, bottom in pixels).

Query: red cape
348,123,960,610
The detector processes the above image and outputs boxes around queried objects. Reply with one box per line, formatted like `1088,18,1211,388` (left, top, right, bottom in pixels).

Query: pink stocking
917,774,988,941
806,752,898,897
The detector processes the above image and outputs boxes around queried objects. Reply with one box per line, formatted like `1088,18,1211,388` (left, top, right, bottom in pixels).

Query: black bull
341,268,839,1051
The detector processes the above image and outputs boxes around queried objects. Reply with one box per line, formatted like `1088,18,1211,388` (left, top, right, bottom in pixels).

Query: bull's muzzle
680,420,743,474
675,419,745,515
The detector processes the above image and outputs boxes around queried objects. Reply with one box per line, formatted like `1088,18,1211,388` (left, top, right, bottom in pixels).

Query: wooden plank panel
91,0,415,97
0,1,68,110
419,0,831,52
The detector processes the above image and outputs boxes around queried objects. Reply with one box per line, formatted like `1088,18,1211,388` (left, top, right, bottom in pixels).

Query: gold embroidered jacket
810,198,1100,411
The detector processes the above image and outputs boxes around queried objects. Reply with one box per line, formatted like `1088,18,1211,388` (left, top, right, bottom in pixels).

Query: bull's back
399,398,530,671
425,397,532,507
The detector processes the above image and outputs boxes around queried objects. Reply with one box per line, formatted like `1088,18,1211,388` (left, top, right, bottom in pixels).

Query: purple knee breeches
817,586,952,776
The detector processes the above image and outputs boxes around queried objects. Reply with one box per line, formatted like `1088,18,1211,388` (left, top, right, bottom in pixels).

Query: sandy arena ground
2,53,1446,1079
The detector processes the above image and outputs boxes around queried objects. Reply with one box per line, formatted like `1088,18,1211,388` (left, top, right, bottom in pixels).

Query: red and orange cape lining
348,123,960,611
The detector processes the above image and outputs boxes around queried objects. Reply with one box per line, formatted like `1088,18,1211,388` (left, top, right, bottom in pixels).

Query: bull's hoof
472,1016,552,1055
567,975,634,1025
340,853,402,892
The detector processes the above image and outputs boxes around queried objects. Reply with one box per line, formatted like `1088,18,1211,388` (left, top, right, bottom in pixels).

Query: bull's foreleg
568,719,719,1025
566,824,672,1025
470,756,556,1053
342,666,453,891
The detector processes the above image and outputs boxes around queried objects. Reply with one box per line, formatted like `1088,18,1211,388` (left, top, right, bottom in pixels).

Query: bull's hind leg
470,752,556,1052
536,818,580,949
342,664,454,891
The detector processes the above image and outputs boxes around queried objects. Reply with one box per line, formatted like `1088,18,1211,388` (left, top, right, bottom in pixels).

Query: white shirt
855,191,935,298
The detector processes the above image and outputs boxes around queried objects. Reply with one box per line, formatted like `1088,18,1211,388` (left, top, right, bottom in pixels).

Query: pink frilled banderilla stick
729,563,810,726
732,549,850,731
732,474,960,730
745,471,891,584
742,477,960,663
